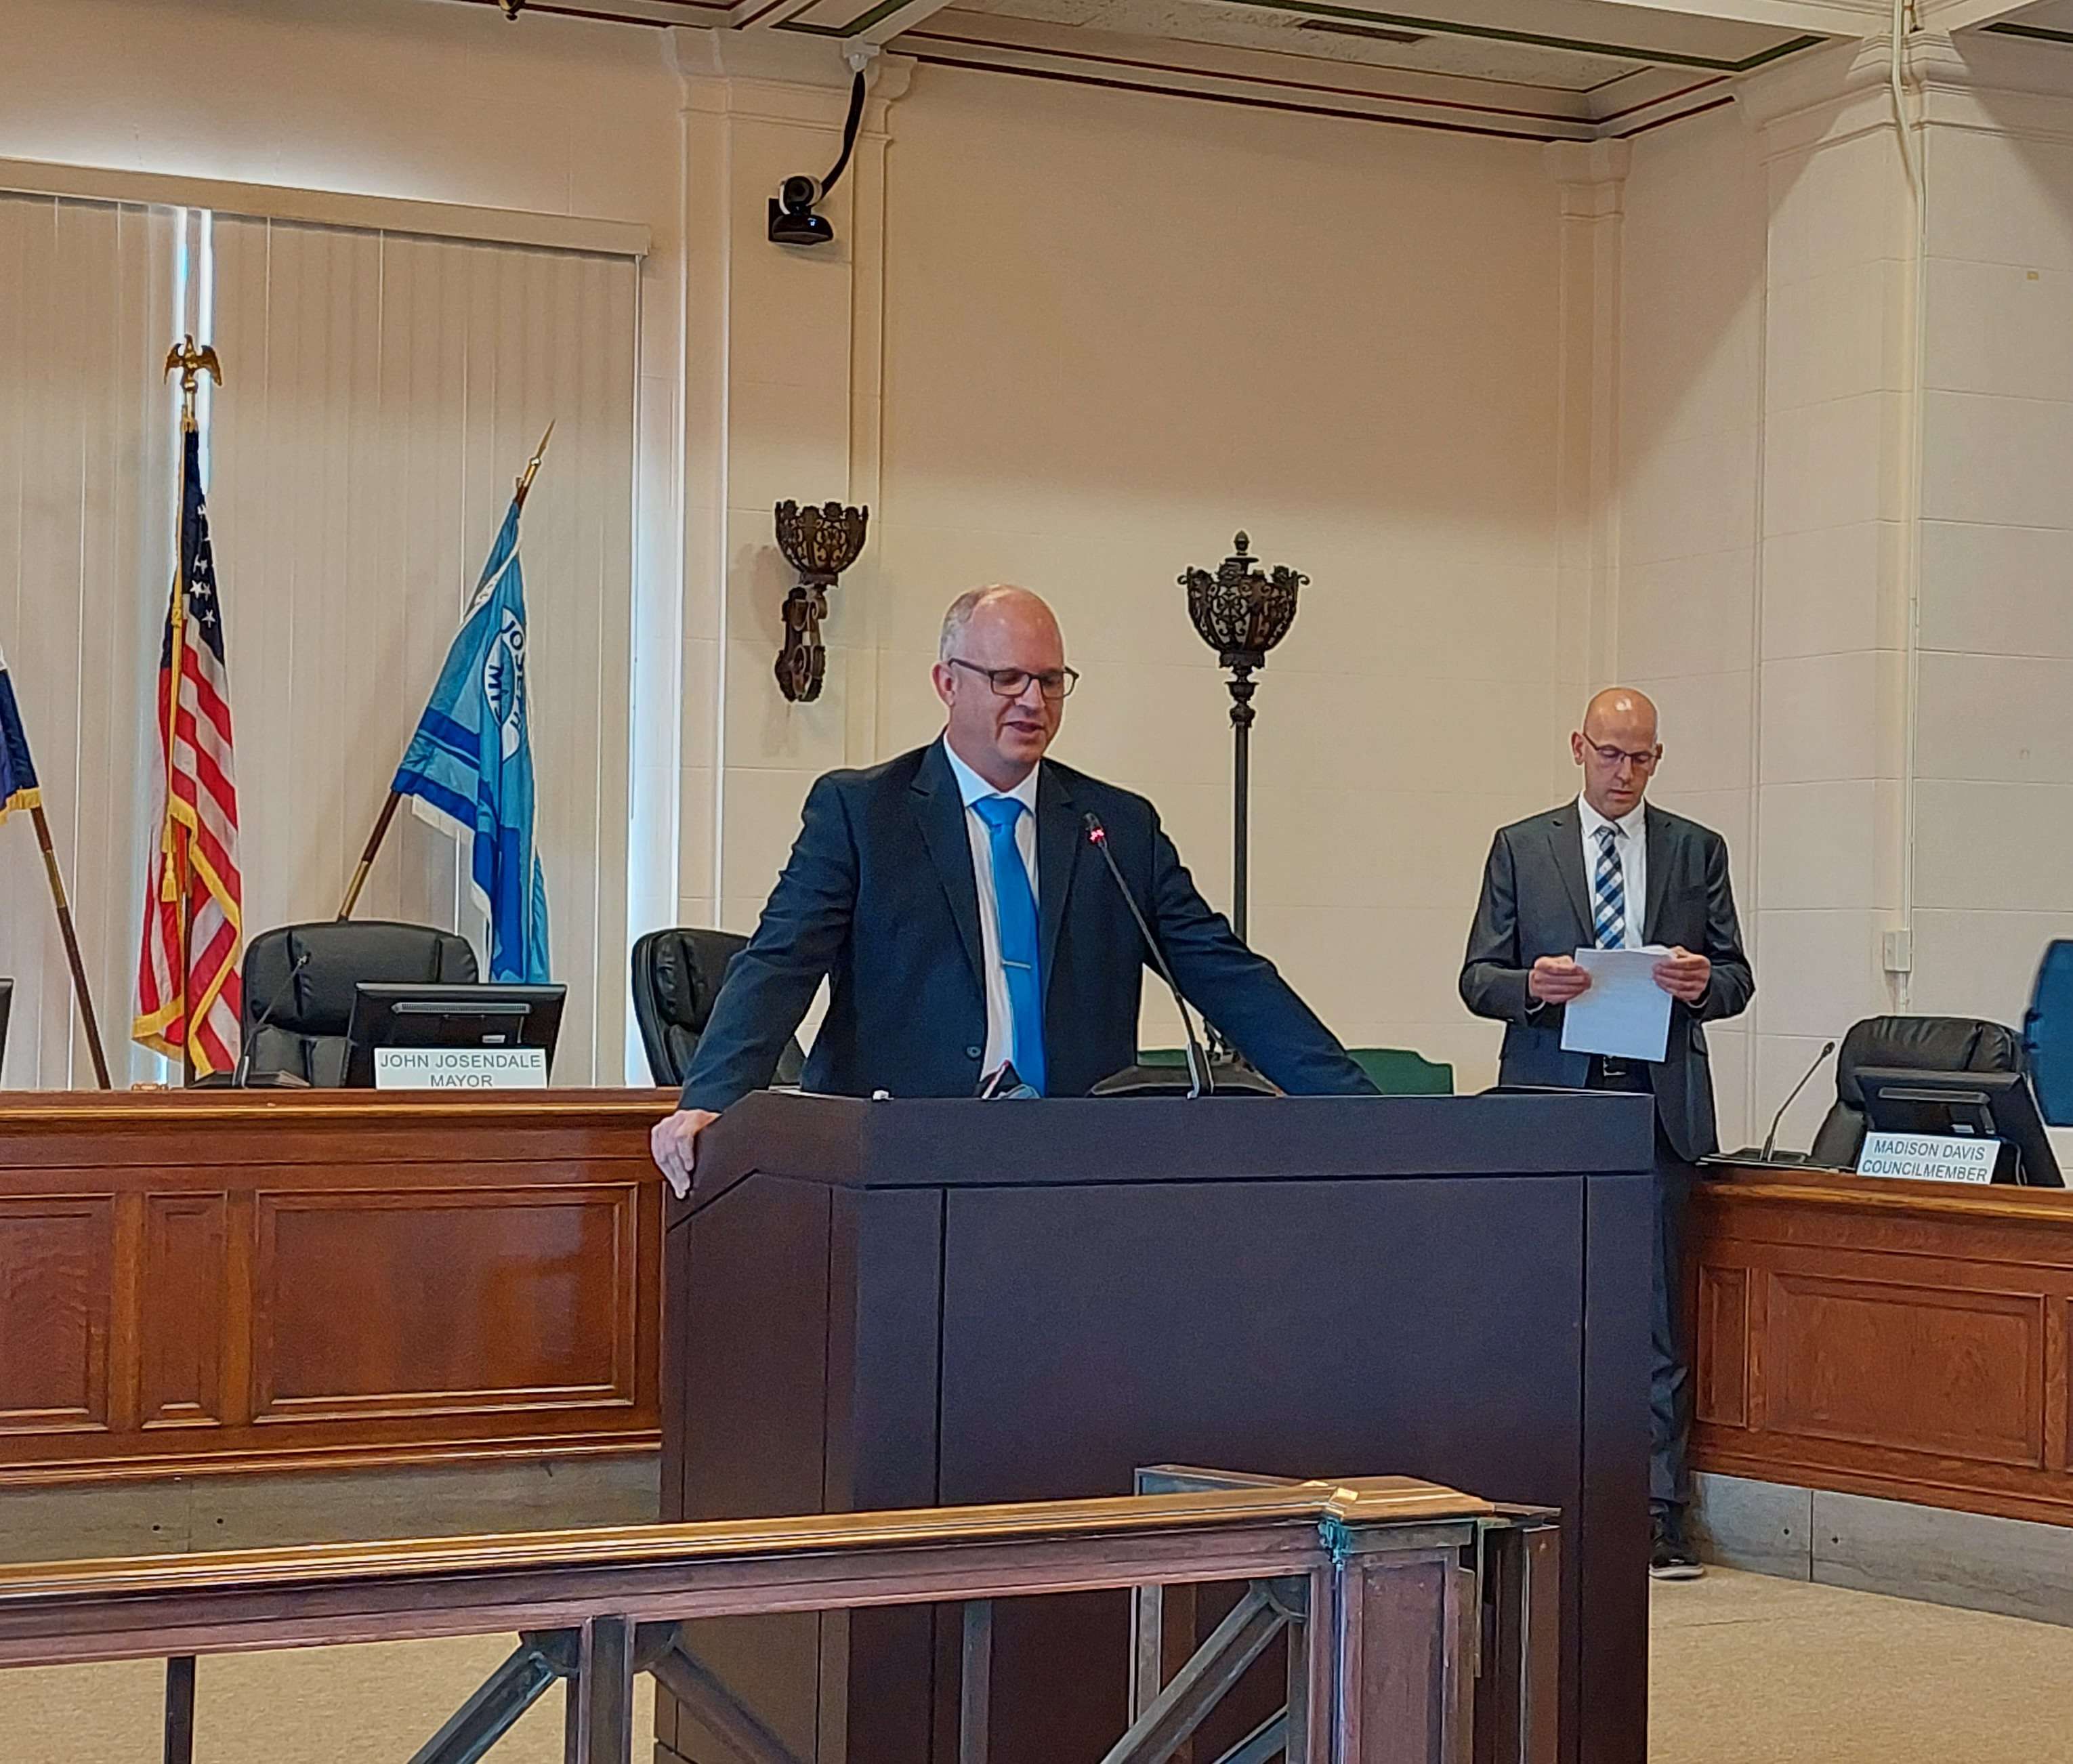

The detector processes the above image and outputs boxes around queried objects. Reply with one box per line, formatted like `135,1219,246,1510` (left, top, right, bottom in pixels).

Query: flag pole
163,338,219,1085
337,422,553,921
28,803,112,1088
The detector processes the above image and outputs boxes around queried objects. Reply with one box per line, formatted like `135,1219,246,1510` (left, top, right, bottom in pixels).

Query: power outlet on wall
1882,928,1914,975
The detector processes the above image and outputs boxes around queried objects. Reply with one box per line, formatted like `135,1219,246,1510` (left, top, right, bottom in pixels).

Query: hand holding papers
1560,945,1673,1063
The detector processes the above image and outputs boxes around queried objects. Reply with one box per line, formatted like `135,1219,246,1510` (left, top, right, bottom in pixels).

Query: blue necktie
971,795,1045,1096
1593,824,1627,950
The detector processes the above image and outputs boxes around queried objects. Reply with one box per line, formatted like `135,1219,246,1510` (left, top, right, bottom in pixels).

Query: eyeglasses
1586,740,1659,772
946,658,1081,702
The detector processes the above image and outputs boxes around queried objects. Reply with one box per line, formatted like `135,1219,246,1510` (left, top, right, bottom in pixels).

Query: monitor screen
1856,1066,2064,1188
343,982,566,1089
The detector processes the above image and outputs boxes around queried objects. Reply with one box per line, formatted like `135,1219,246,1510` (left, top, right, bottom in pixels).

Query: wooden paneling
1691,1164,2073,1526
0,1090,671,1484
1694,1265,1747,1430
141,1196,226,1427
0,1198,111,1433
1765,1274,2043,1465
253,1185,637,1421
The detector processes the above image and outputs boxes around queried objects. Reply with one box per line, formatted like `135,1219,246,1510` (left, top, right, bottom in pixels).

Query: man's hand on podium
652,1108,719,1200
1528,955,1591,1005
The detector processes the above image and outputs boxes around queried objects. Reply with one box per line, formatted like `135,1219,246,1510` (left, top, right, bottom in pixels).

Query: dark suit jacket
1459,801,1754,1162
679,741,1376,1112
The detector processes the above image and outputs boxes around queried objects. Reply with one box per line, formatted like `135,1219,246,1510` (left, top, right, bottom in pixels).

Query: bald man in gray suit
1461,688,1753,1580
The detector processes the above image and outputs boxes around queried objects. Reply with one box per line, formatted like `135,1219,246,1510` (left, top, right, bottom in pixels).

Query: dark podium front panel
659,1091,1654,1764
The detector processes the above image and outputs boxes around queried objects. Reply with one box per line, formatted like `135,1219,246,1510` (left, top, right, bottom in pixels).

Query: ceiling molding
1546,136,1633,209
913,7,1609,103
406,0,1828,145
1728,28,1885,127
1920,0,2042,30
1559,0,1880,40
900,18,1600,133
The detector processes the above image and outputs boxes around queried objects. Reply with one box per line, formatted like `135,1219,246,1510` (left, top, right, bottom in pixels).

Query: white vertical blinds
0,194,178,1089
207,217,639,1085
0,196,639,1089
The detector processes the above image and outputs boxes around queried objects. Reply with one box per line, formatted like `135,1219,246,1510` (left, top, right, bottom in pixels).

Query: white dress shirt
1576,794,1648,949
942,736,1041,1080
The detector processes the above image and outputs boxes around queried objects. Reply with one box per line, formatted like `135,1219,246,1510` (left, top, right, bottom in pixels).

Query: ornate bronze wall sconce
773,500,868,703
1180,530,1306,944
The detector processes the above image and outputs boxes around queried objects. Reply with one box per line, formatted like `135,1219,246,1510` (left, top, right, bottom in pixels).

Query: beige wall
865,69,1562,1072
1914,72,2073,1028
1617,102,1766,1148
1614,37,2073,1150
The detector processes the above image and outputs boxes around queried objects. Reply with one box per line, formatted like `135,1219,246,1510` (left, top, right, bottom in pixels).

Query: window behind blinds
0,194,179,1088
0,198,640,1087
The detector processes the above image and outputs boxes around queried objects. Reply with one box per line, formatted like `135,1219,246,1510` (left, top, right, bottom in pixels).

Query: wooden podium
660,1089,1655,1764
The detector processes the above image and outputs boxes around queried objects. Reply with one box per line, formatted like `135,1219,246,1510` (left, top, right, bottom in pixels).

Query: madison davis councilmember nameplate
1856,1131,1999,1185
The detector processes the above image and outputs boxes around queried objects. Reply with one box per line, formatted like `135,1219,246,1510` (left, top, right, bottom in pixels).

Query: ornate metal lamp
773,500,868,703
1180,531,1306,944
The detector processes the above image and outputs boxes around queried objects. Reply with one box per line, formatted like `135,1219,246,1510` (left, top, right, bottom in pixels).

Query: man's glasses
1586,740,1659,772
946,658,1081,702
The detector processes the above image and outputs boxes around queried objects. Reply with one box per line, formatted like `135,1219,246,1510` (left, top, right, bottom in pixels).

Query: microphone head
1083,812,1106,845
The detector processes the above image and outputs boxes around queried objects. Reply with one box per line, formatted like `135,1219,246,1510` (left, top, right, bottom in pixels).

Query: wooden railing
0,1467,1557,1764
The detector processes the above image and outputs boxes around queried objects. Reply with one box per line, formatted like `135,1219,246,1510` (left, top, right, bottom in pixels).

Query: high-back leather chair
631,927,804,1090
1809,1015,2028,1169
243,921,478,1087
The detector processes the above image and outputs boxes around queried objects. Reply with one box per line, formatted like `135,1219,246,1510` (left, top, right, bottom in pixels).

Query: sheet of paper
1559,945,1672,1064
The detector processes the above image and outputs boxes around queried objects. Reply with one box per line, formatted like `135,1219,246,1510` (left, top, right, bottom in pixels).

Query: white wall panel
207,215,637,1084
0,194,177,1089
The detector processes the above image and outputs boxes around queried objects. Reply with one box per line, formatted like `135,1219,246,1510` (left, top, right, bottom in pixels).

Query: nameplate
374,1047,547,1090
1856,1131,1999,1185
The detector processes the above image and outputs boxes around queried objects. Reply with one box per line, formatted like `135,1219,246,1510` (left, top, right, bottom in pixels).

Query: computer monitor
343,982,566,1089
1856,1066,2064,1188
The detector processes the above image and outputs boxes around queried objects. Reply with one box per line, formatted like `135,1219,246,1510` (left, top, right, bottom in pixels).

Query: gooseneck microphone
1761,1038,1837,1162
235,950,312,1088
1084,812,1213,1099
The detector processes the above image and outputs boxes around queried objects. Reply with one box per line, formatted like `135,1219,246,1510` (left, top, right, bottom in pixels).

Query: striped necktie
971,795,1045,1095
1592,824,1627,950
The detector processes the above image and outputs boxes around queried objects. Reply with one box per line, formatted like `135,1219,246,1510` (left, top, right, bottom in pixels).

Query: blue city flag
0,642,41,827
392,498,550,983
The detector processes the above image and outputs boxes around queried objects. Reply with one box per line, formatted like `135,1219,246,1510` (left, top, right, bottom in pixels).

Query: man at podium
650,585,1374,1194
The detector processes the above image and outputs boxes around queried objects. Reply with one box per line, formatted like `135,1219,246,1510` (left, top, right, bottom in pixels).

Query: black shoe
1650,1509,1704,1581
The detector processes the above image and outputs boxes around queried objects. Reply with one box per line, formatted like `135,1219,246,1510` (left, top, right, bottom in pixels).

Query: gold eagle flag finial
164,336,223,429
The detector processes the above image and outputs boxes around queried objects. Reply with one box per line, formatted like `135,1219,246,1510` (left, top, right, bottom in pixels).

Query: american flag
133,425,243,1077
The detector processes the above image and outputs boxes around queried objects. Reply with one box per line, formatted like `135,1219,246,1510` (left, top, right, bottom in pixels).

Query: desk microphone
1084,813,1212,1099
235,950,311,1088
1760,1039,1836,1162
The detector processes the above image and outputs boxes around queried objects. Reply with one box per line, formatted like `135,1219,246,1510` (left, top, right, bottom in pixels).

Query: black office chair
1809,1015,2028,1169
630,927,804,1090
242,921,478,1087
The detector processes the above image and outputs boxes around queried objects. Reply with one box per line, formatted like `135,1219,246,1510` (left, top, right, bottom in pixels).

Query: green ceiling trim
782,0,1825,68
1985,20,2073,43
1204,5,1822,71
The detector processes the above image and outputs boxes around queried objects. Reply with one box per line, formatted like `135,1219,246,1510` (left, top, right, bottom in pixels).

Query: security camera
769,175,833,248
767,70,866,248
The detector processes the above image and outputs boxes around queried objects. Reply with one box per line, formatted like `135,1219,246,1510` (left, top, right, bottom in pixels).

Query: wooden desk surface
1691,1160,2073,1525
0,1087,675,1486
